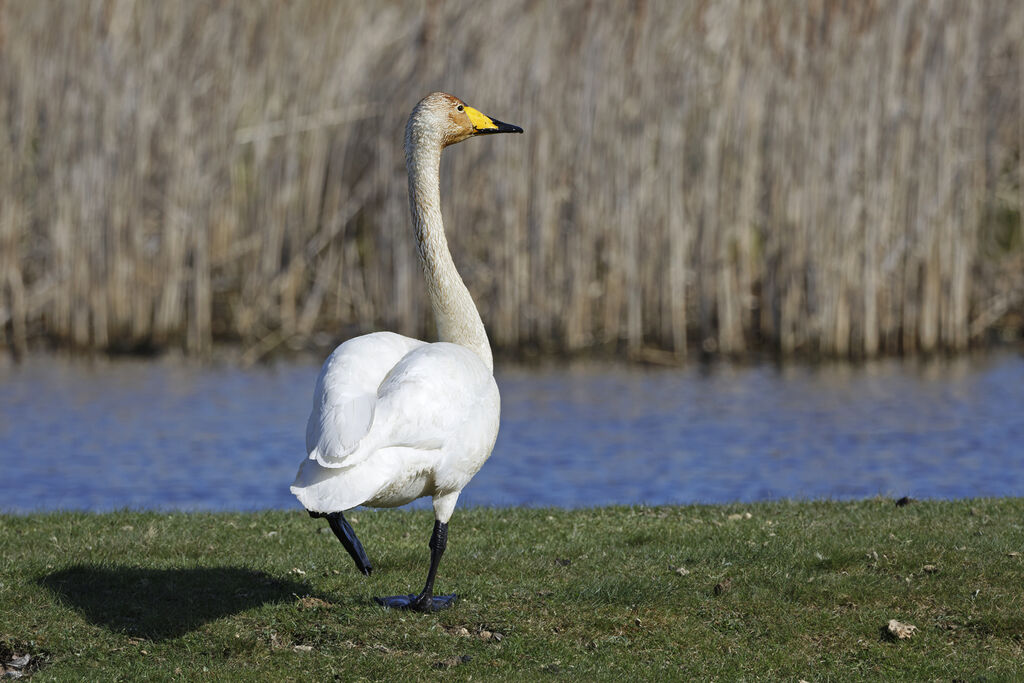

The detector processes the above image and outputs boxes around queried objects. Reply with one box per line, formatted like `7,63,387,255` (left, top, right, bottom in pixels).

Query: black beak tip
485,118,524,134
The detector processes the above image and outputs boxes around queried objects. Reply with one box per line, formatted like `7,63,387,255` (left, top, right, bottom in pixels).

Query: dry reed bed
0,0,1021,360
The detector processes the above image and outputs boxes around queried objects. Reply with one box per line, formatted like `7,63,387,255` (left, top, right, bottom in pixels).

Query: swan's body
290,92,521,610
292,333,499,517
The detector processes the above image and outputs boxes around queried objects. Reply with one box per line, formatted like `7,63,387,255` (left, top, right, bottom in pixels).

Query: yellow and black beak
464,106,524,135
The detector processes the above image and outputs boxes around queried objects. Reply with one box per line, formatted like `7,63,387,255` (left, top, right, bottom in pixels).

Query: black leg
375,520,457,611
310,510,372,576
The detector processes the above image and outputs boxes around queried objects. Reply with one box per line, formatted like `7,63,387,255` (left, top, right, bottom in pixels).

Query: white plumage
288,92,522,611
292,332,499,520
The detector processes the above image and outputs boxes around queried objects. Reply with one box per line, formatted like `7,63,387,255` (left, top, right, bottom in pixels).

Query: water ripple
0,353,1021,512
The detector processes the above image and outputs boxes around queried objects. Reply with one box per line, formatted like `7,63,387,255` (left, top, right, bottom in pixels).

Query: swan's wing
312,342,499,471
375,342,495,450
305,332,426,469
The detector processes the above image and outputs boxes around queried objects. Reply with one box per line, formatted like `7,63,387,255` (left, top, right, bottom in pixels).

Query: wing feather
305,332,424,469
312,342,494,469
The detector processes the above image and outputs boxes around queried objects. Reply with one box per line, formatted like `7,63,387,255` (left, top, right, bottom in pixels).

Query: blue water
0,353,1022,513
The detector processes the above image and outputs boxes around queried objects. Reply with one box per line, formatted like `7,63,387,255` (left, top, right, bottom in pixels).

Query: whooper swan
290,92,522,611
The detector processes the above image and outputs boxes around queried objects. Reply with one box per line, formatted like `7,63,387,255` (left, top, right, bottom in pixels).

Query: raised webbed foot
308,510,373,576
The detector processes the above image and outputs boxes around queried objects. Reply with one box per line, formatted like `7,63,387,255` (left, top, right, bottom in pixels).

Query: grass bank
2,500,1022,680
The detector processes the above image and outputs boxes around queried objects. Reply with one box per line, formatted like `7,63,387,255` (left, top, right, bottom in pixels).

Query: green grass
2,500,1023,680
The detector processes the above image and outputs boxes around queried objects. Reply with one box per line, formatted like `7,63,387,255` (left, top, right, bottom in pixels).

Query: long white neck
405,123,494,372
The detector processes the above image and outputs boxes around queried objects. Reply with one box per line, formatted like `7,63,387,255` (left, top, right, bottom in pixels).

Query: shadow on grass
38,565,317,641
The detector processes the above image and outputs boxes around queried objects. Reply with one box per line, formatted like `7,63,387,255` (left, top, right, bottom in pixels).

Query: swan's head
407,92,523,150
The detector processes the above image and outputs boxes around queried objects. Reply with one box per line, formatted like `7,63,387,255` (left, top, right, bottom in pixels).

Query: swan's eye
457,105,464,112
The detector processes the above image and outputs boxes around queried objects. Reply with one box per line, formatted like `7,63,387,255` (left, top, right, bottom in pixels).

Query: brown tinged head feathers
406,92,523,150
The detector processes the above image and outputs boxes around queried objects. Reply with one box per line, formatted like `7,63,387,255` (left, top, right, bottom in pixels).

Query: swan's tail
290,456,385,514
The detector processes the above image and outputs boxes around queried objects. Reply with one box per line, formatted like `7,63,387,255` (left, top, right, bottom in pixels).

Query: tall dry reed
1,0,1021,361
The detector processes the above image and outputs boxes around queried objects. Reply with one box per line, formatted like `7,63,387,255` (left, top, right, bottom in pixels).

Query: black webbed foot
373,520,456,610
374,593,457,612
308,510,373,576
